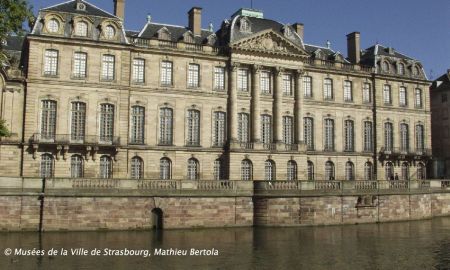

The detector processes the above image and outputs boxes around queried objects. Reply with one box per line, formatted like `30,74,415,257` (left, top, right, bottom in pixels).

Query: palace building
0,0,431,181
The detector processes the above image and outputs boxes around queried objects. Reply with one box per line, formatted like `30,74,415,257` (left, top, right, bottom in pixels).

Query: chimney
346,32,361,64
188,7,202,36
114,0,125,20
292,23,304,40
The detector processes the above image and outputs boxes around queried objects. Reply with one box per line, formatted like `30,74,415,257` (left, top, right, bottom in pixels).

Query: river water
1,218,450,270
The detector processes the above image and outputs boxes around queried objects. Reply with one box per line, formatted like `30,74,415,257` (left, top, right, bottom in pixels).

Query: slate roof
360,44,418,67
431,72,450,91
42,0,117,19
137,23,214,44
2,36,25,52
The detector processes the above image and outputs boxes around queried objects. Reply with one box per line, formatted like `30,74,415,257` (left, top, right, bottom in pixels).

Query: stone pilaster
295,69,304,144
228,63,239,142
251,65,261,143
274,68,284,143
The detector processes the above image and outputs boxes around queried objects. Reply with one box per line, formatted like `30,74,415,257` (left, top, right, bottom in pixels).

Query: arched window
344,120,354,152
364,162,373,181
415,88,423,108
343,80,353,102
131,156,144,180
76,21,88,36
287,160,297,181
99,104,114,142
417,163,426,180
415,125,425,152
71,102,86,142
187,158,199,180
241,159,253,181
399,87,407,106
283,116,294,145
324,119,334,151
413,66,420,76
364,121,373,152
213,112,226,147
384,122,393,151
238,113,250,143
41,100,57,140
186,109,200,146
398,63,405,75
323,78,333,100
307,161,314,181
47,18,59,33
400,123,409,152
383,84,392,104
382,61,389,72
159,107,173,145
70,155,84,178
261,114,272,145
401,162,409,180
104,25,115,39
345,161,355,181
160,158,172,180
130,106,145,144
213,159,226,180
385,162,394,180
265,160,275,181
40,154,54,178
100,155,112,179
304,117,314,150
325,161,335,180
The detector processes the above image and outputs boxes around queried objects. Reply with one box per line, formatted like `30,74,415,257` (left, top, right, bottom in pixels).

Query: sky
29,0,449,80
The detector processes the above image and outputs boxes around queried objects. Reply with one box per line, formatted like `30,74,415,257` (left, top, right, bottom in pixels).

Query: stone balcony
229,141,306,152
379,147,432,161
130,37,224,55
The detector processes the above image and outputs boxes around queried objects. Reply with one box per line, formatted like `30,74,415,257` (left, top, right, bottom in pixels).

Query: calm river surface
1,218,450,270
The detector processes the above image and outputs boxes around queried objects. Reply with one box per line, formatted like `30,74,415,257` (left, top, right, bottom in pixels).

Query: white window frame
343,80,353,102
44,49,58,76
323,78,333,100
101,54,115,81
73,52,87,78
132,58,145,83
303,76,312,98
187,64,200,88
237,68,249,92
159,108,173,145
214,67,225,91
161,61,173,86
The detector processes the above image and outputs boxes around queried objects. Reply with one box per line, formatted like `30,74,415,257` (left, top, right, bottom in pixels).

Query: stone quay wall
0,178,449,231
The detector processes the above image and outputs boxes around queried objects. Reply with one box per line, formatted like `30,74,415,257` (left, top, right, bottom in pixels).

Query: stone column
274,68,284,143
229,63,239,142
251,65,261,143
295,69,305,144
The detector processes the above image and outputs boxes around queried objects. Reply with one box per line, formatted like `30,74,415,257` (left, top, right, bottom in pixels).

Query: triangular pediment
231,29,309,58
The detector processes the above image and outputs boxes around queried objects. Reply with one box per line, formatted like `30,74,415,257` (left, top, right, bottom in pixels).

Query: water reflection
0,218,449,269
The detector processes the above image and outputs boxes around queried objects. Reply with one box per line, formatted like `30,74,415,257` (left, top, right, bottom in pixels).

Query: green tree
0,0,34,63
0,119,9,137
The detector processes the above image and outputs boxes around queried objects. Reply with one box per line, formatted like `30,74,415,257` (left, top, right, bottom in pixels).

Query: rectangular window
73,52,87,78
214,67,225,91
213,112,226,147
384,123,393,151
101,55,115,80
363,83,371,103
238,113,250,143
344,81,353,102
344,120,354,151
132,58,145,83
283,74,293,96
237,69,249,92
161,61,173,86
323,78,333,100
188,64,200,88
44,50,58,76
364,121,373,152
399,86,407,107
383,85,391,105
260,71,271,94
415,89,423,108
324,119,334,151
303,76,312,98
282,116,294,145
159,108,173,145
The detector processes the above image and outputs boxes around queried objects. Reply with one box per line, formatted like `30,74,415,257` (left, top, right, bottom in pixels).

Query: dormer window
183,32,194,43
104,25,115,39
398,63,405,75
158,28,171,40
382,61,389,72
47,19,60,33
206,34,217,46
76,21,88,37
284,26,292,37
240,17,251,32
413,66,420,76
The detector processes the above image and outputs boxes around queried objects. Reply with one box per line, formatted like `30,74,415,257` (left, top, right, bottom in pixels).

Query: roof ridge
42,0,119,19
